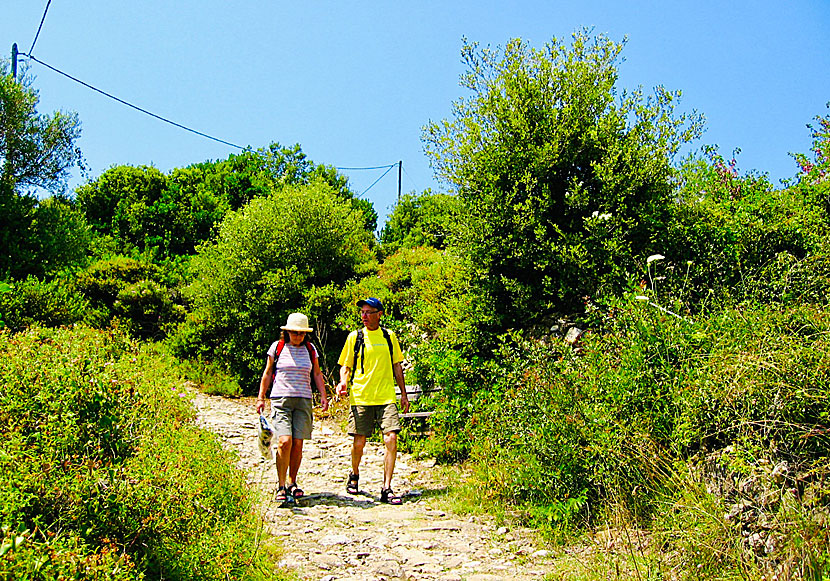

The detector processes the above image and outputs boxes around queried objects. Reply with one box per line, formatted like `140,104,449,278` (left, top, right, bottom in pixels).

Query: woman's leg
287,438,304,484
275,435,292,488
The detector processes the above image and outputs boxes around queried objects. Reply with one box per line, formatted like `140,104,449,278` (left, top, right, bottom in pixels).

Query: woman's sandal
346,473,359,495
275,485,290,505
380,488,403,505
286,482,304,499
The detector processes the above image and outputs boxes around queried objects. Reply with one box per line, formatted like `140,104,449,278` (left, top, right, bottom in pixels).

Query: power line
18,51,403,190
357,163,396,198
336,164,397,171
29,0,52,55
22,52,245,150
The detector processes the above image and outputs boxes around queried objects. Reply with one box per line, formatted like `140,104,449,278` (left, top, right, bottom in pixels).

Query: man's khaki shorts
270,397,313,439
348,403,401,436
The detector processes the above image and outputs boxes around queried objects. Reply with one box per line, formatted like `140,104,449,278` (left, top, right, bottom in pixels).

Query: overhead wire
21,52,245,150
28,0,52,55
335,164,397,171
19,50,402,193
356,164,395,198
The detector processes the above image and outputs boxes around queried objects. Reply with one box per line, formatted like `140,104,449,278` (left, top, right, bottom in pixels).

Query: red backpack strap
305,341,317,362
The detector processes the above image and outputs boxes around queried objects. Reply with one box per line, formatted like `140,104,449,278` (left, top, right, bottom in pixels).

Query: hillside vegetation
2,31,830,579
0,326,284,580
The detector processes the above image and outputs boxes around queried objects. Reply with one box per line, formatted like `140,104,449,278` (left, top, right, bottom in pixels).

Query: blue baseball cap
356,297,384,311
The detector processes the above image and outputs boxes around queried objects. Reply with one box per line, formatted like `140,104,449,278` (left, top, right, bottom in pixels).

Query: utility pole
11,43,18,79
397,160,402,200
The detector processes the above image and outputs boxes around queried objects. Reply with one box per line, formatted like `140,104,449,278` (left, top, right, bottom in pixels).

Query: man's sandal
346,473,359,495
286,482,304,499
380,488,403,505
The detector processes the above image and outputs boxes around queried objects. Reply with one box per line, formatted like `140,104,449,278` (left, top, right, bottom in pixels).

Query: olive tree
1,62,85,279
423,31,704,333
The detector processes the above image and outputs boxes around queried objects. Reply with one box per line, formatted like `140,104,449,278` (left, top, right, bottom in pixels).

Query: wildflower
646,254,665,264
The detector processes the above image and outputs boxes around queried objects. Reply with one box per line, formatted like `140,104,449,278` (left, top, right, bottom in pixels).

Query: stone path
188,391,556,580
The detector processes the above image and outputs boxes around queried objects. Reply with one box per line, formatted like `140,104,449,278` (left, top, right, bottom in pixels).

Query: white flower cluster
591,210,612,221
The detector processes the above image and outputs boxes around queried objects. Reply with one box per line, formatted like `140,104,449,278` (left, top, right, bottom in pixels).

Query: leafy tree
423,32,704,334
1,62,84,279
28,195,92,275
380,190,463,253
76,143,377,260
175,179,375,388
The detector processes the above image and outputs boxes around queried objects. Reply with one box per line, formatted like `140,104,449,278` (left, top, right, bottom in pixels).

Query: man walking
336,297,410,504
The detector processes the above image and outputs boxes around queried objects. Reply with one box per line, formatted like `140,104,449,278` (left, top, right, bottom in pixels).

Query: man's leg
382,430,398,490
351,434,367,476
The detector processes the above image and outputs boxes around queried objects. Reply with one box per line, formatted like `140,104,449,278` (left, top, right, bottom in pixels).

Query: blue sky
3,1,828,228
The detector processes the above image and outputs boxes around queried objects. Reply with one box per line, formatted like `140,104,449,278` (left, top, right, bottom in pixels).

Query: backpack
351,327,394,382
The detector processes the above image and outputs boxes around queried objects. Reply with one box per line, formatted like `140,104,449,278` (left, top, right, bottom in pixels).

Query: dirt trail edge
189,390,556,581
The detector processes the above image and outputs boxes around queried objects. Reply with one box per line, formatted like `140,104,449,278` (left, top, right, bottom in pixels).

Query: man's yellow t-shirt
338,327,403,406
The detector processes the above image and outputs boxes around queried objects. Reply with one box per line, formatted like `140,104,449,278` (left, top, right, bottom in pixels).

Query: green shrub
0,325,281,580
445,299,830,528
74,256,184,339
664,152,829,309
178,179,375,390
0,276,88,332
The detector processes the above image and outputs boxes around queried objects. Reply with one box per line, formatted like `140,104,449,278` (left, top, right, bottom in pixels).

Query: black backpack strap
351,329,364,382
380,327,394,368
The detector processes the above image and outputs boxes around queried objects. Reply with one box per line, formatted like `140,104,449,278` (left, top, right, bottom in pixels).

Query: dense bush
75,143,377,260
0,276,88,332
1,63,84,281
431,296,830,573
73,256,185,339
380,190,463,254
660,152,830,309
0,325,281,580
174,179,375,390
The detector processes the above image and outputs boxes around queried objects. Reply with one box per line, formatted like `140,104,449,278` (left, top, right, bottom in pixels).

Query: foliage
174,179,375,390
0,63,83,196
434,293,830,575
0,325,282,580
792,105,830,217
0,276,88,332
380,190,463,254
73,256,185,339
27,196,92,276
76,143,377,261
662,150,829,309
423,31,704,336
1,63,85,280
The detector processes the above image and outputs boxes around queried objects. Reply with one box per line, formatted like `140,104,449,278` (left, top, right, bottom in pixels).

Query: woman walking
257,312,328,504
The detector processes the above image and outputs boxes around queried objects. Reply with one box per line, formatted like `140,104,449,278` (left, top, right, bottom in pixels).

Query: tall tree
423,31,704,332
1,62,84,279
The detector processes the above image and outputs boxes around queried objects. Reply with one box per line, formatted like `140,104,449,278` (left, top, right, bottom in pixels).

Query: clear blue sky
3,1,828,228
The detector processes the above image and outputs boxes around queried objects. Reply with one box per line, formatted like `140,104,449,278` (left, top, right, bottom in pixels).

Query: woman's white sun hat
280,312,313,332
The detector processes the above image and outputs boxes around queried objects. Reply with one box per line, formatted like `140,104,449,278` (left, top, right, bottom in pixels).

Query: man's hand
399,393,410,415
336,380,348,398
256,398,266,414
319,396,329,412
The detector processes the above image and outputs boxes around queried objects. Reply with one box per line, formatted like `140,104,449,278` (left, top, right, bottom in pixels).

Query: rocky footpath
188,391,555,580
